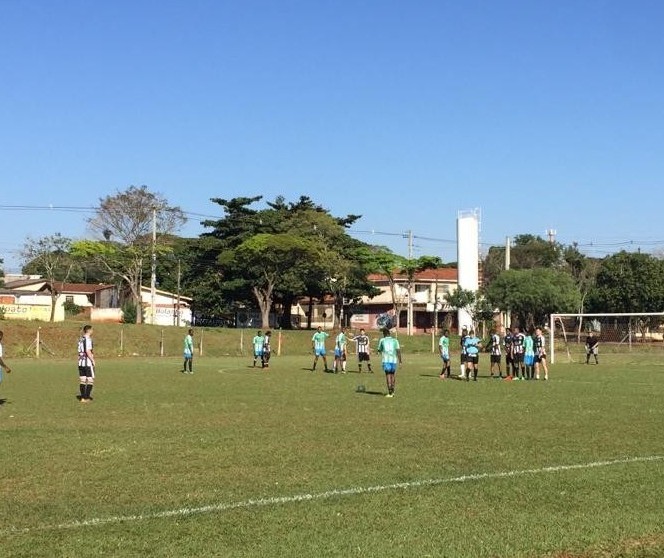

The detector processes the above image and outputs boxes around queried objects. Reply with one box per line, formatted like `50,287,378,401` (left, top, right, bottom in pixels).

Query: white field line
6,454,663,536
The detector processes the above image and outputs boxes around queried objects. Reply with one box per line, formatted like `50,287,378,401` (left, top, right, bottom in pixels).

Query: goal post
549,312,664,364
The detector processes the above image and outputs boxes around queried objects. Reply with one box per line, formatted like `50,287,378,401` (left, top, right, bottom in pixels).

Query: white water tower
456,209,480,330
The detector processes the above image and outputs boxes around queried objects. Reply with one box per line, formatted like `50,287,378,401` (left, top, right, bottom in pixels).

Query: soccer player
459,326,469,379
524,329,535,380
585,331,599,364
377,328,402,397
252,331,264,368
334,327,348,373
511,327,526,380
0,330,13,395
438,329,451,378
353,328,372,373
77,325,96,402
503,327,514,380
182,328,194,374
534,327,548,380
489,328,502,378
262,330,272,369
463,329,481,381
311,326,330,372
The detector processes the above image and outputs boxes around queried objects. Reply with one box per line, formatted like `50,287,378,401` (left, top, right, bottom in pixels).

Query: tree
360,246,407,325
231,233,321,328
195,195,377,328
587,251,664,313
483,235,564,285
486,268,580,329
21,233,74,322
563,243,600,338
399,255,443,334
74,186,186,323
442,287,495,334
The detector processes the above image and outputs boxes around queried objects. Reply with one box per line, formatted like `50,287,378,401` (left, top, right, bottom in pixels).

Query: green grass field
1,350,663,557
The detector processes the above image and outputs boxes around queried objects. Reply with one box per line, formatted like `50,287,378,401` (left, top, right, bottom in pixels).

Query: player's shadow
356,390,384,396
0,398,7,406
419,374,440,378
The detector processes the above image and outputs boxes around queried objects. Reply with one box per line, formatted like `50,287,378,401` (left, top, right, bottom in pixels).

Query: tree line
8,186,664,328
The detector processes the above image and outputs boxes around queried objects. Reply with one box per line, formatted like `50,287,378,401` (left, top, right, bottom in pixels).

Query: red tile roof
368,268,458,282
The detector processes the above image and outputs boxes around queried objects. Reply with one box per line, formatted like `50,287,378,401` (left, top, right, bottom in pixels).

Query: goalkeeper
585,331,599,364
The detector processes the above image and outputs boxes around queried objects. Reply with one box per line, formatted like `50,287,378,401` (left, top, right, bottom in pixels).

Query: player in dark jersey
511,327,526,380
262,330,272,368
503,328,514,379
585,331,599,364
352,328,372,373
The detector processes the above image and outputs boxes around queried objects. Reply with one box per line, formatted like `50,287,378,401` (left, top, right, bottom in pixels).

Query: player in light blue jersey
463,329,481,381
252,331,264,368
182,328,194,374
377,328,402,397
311,326,330,372
334,327,348,373
524,329,535,380
438,329,450,378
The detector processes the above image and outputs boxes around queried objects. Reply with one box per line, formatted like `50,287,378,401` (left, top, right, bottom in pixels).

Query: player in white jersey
534,327,548,380
77,325,96,402
377,328,402,397
489,328,502,378
352,328,372,373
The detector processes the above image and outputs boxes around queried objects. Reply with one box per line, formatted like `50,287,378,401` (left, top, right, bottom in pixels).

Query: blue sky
2,0,664,273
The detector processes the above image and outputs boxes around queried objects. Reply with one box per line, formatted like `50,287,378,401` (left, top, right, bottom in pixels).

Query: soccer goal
548,312,664,364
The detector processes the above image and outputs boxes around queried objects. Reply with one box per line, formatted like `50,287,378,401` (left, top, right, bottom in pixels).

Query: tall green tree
444,287,494,331
587,251,664,313
483,235,564,285
21,233,74,322
194,195,376,328
486,268,580,328
230,233,321,328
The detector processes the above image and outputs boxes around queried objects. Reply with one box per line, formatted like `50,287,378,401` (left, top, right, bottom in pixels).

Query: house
140,286,192,327
288,268,461,333
1,279,118,322
350,268,460,333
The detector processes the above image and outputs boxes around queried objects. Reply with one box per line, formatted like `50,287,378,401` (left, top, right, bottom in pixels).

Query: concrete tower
456,209,480,330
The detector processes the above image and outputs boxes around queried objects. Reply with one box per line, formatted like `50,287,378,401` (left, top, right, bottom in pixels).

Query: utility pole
176,258,181,327
505,236,511,329
150,208,157,325
405,230,414,336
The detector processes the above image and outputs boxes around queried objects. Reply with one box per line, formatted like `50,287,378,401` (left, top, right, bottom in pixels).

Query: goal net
548,312,664,364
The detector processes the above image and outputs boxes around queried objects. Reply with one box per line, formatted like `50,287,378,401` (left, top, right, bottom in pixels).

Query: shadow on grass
0,398,7,406
356,390,385,396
